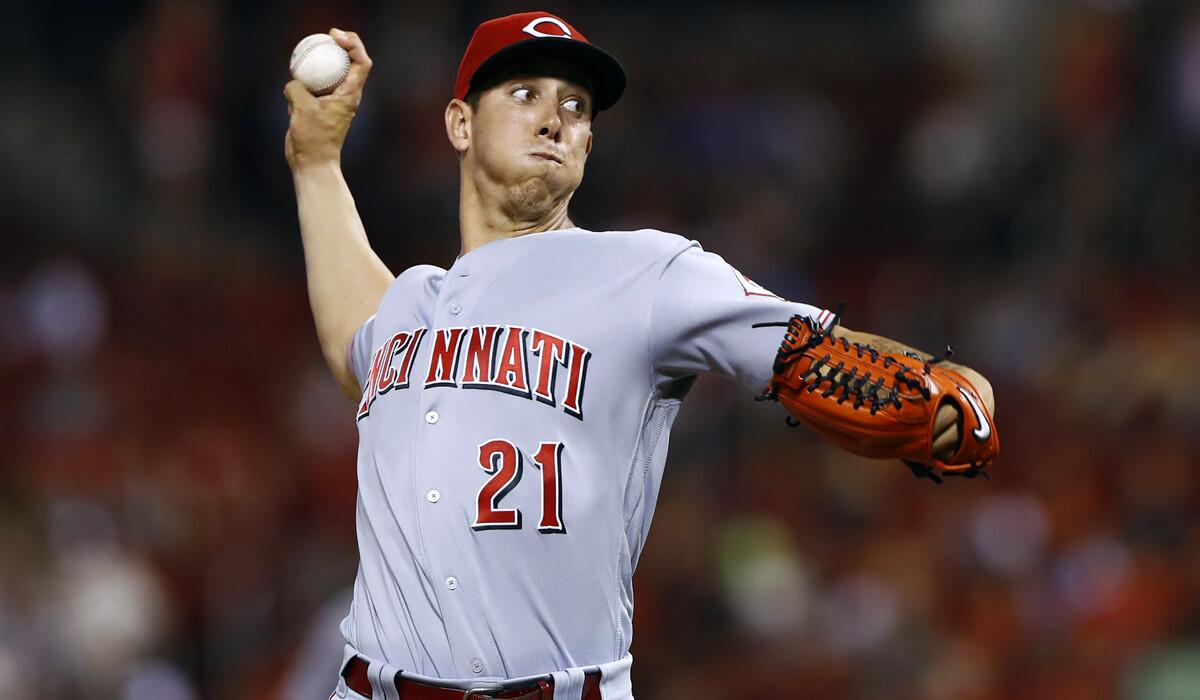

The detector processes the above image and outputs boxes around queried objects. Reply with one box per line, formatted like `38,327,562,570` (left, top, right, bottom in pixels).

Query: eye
512,87,533,102
562,97,585,115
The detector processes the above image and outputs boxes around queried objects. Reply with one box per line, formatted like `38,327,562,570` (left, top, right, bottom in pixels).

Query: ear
445,99,471,154
585,131,592,156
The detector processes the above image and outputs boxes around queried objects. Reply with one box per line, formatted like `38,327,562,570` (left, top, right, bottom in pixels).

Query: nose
536,103,562,141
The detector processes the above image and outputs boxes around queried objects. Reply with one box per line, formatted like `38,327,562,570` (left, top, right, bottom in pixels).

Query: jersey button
426,489,441,503
445,576,458,590
470,659,484,674
424,410,439,424
448,302,462,315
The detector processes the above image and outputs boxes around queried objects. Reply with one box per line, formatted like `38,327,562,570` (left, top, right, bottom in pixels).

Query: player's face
464,71,594,216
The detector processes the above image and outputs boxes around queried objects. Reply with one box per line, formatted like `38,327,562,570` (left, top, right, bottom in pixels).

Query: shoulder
387,264,445,293
568,227,698,262
395,263,446,282
366,264,445,313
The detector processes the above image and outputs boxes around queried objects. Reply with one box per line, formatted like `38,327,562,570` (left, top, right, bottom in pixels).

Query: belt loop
594,652,633,699
369,658,402,700
548,667,585,700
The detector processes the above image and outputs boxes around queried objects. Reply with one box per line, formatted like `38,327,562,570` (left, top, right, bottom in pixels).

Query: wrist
290,157,343,180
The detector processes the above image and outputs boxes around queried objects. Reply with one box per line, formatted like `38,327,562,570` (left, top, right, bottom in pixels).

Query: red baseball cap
454,11,626,112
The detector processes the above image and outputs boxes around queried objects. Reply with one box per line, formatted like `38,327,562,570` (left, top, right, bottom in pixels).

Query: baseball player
283,11,998,700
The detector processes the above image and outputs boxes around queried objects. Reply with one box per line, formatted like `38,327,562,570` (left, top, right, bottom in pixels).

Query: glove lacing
752,304,989,484
752,304,928,415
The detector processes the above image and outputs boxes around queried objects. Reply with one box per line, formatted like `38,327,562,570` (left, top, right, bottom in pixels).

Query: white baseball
290,34,351,96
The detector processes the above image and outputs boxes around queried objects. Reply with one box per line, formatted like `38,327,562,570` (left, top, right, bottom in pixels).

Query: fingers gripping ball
755,312,999,482
290,34,351,95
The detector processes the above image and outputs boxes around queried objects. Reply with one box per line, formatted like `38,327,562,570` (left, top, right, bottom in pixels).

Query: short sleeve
347,314,378,388
648,243,833,394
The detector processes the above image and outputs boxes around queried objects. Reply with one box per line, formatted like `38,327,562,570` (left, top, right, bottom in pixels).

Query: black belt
341,655,603,699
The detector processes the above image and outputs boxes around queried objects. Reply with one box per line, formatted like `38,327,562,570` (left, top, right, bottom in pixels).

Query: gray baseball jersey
342,227,831,696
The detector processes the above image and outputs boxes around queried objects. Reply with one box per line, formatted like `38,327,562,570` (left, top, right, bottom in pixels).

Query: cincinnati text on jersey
356,325,592,422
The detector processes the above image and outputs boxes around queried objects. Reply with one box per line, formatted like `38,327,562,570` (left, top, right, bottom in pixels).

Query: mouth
529,152,564,165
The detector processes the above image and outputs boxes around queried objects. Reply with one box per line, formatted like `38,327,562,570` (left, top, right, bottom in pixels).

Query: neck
458,168,575,256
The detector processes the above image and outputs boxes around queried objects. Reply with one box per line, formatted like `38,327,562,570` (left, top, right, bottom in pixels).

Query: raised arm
285,29,394,400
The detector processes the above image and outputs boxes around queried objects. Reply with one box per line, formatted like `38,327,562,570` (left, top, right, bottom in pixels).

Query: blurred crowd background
3,0,1199,698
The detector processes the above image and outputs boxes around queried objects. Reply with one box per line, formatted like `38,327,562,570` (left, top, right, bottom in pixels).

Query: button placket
422,265,476,638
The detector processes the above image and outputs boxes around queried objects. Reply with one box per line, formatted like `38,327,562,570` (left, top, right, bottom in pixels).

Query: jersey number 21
471,439,566,534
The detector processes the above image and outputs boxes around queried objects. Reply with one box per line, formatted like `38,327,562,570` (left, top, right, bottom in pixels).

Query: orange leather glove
755,313,999,483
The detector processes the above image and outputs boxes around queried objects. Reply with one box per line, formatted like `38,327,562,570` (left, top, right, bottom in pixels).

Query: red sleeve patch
731,266,783,300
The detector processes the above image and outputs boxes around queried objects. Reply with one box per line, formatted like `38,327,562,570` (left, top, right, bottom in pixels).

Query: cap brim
469,37,626,112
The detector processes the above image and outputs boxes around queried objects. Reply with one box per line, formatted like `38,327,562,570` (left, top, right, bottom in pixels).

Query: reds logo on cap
454,11,626,112
521,16,573,38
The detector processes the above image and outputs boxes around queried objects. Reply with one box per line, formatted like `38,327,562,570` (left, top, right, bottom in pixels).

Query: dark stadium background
3,1,1199,698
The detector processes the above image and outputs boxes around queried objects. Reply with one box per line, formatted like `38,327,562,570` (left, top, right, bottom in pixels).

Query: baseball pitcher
283,11,999,700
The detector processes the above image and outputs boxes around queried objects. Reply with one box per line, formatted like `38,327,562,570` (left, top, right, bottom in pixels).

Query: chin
503,177,557,219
